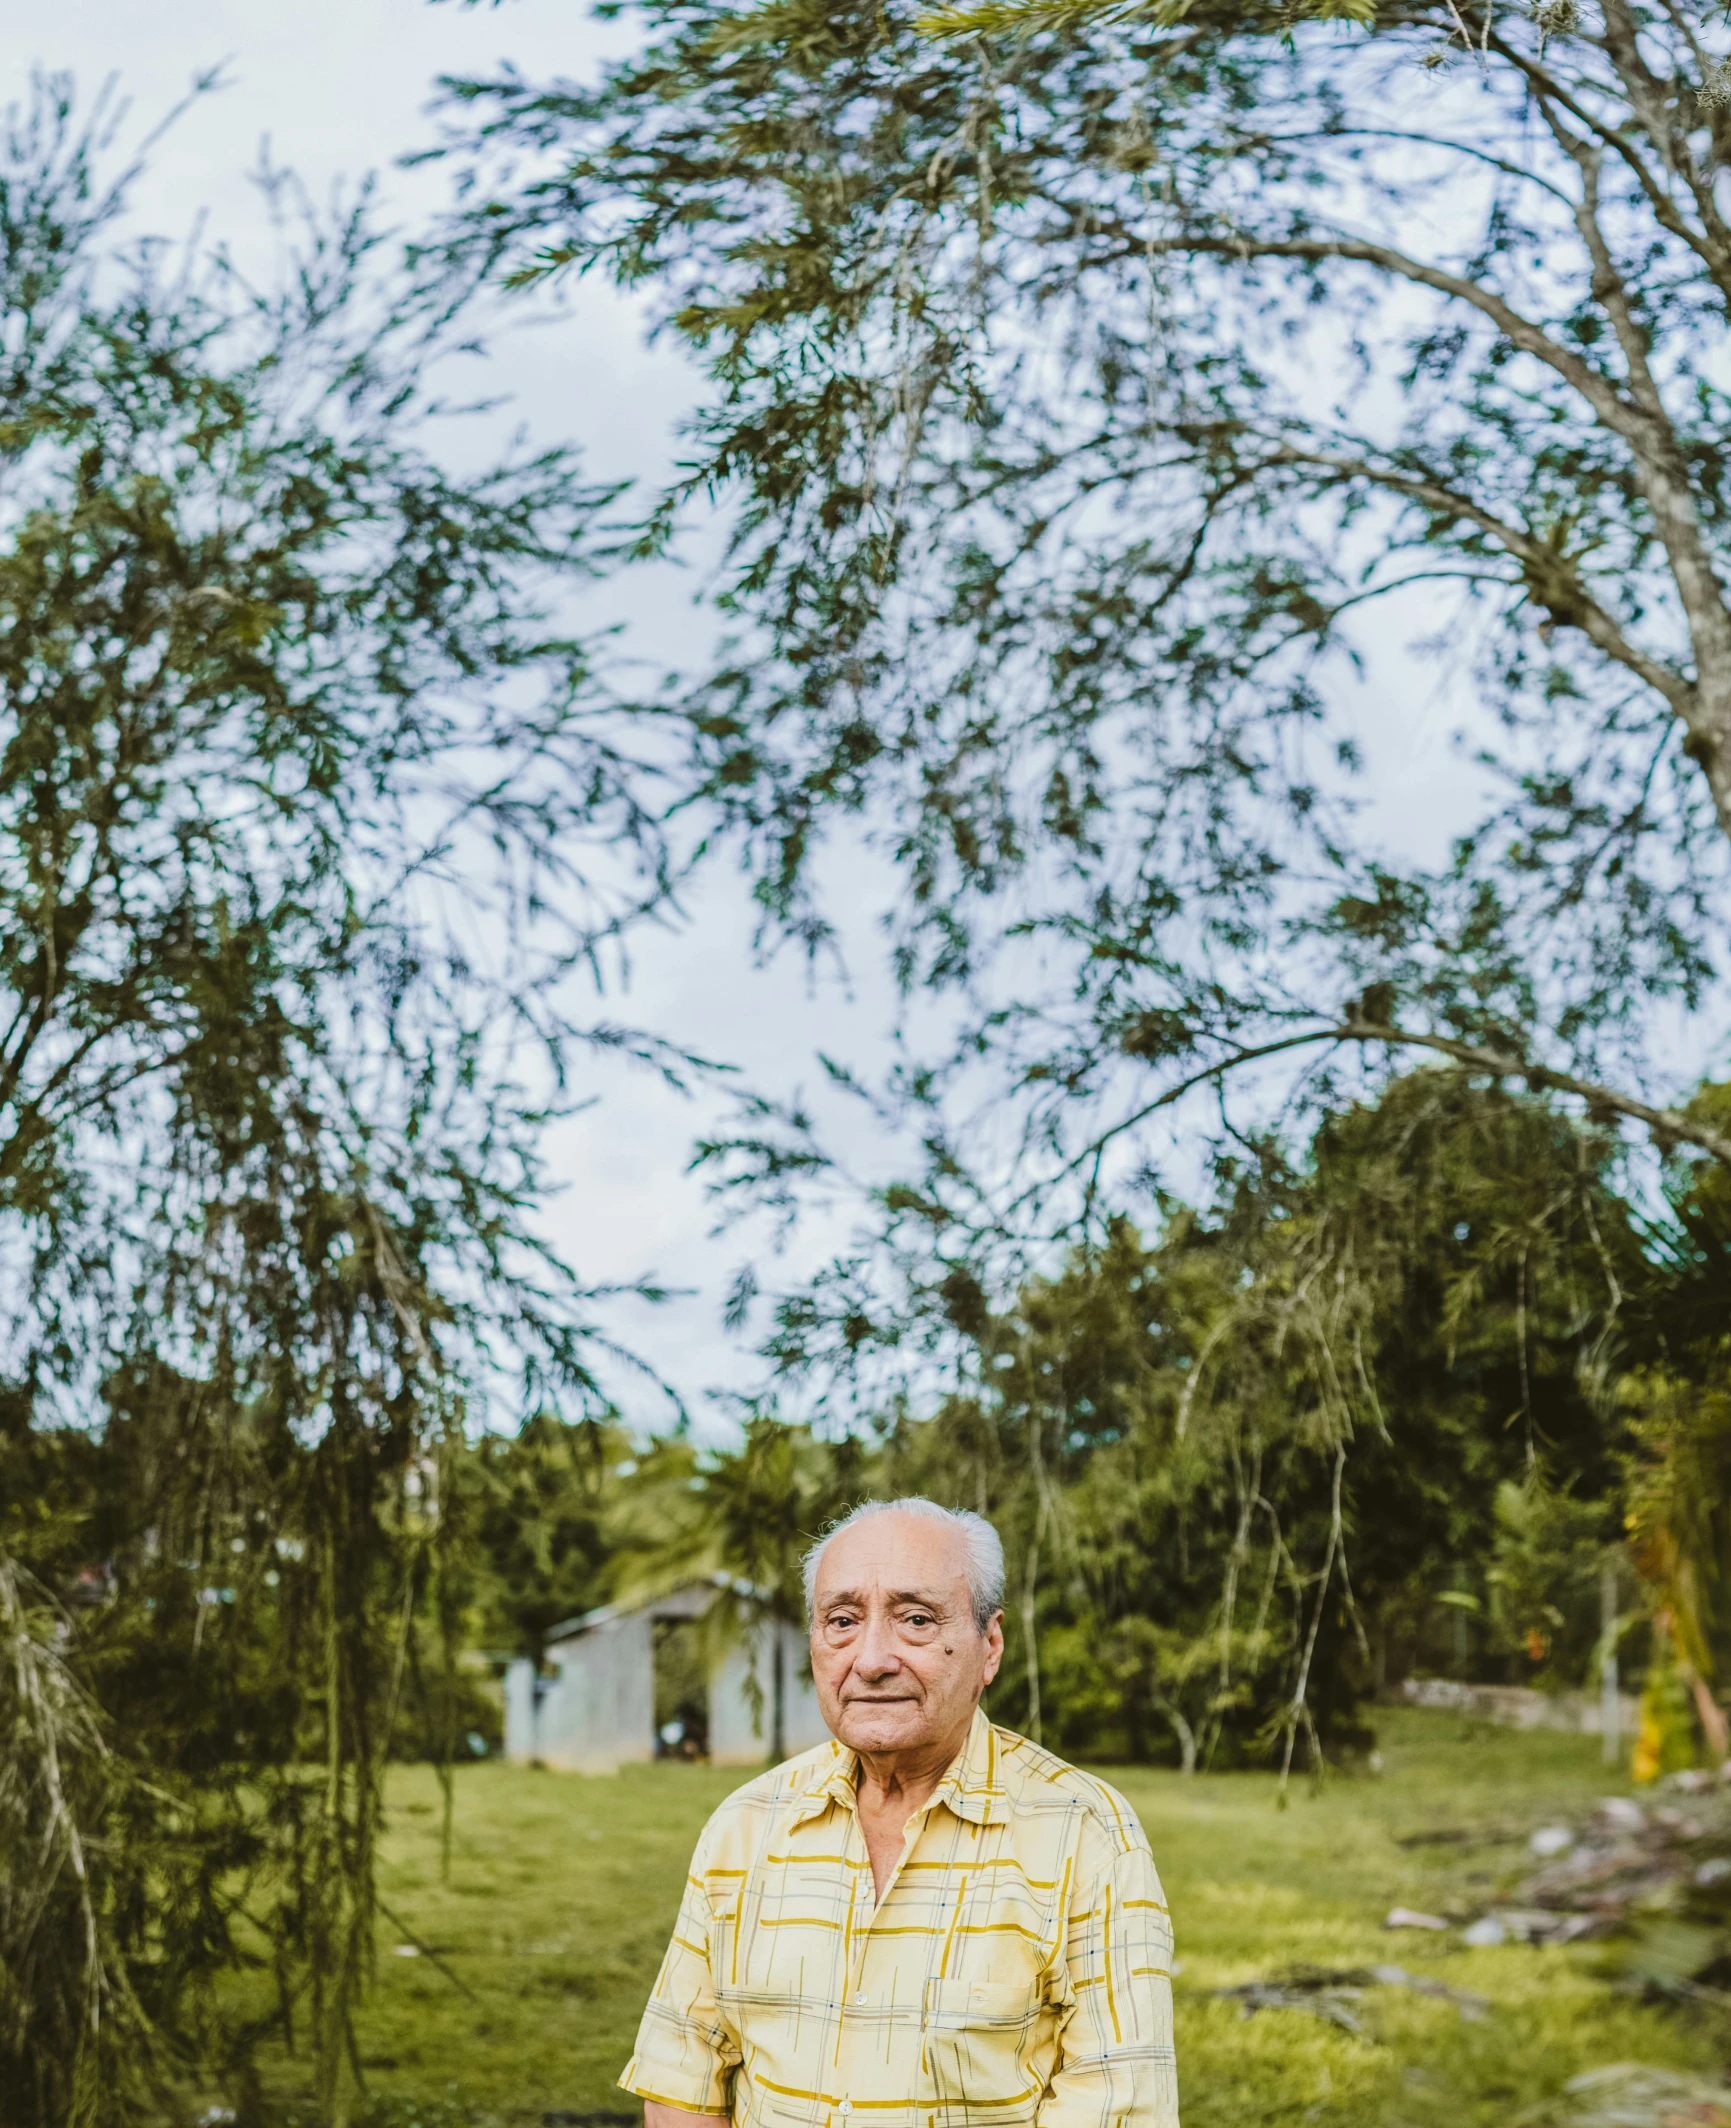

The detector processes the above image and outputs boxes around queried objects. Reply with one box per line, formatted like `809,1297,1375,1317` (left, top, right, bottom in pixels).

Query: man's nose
852,1612,903,1678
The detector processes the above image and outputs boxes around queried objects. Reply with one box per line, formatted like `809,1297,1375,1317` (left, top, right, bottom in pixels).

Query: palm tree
632,1420,870,1758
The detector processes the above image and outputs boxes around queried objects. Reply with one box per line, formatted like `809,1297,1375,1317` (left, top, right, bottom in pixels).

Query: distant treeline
470,1071,1731,1782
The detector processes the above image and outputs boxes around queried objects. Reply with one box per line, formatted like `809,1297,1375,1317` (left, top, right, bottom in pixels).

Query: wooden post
1600,1558,1620,1767
1452,1564,1470,1676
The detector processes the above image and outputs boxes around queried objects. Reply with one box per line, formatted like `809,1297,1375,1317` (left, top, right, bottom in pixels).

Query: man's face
808,1513,1004,1760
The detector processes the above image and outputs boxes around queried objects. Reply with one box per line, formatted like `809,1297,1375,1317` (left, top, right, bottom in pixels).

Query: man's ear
981,1610,1005,1688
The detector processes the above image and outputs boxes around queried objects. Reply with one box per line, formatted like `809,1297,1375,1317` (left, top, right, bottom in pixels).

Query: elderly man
620,1497,1179,2128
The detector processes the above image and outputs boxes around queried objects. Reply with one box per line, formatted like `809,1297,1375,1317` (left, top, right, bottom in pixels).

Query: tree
637,1417,868,1756
878,1073,1640,1777
473,1416,641,1663
1619,1086,1731,1765
433,0,1731,1268
0,81,674,2125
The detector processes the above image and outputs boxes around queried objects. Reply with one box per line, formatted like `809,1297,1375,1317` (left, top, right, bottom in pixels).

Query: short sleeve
619,1816,743,2116
1040,1810,1179,2128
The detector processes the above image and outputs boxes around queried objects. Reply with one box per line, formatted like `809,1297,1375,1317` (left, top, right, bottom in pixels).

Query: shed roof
543,1571,766,1647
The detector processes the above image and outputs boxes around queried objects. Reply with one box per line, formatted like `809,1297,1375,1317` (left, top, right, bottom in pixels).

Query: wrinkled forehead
812,1513,973,1606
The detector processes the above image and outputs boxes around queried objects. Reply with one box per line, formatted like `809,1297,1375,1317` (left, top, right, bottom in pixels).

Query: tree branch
1595,0,1731,278
1485,22,1731,305
1144,230,1649,445
1258,442,1695,712
1148,226,1731,821
1336,1020,1731,1167
1063,1021,1731,1186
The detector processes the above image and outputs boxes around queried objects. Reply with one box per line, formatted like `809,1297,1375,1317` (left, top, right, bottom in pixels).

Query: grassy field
258,1709,1726,2128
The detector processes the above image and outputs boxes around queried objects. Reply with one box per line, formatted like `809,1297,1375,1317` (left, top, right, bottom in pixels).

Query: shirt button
839,2105,853,2116
854,1992,867,2005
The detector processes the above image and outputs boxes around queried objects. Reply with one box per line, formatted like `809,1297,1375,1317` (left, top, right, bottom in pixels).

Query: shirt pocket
921,1979,1042,2116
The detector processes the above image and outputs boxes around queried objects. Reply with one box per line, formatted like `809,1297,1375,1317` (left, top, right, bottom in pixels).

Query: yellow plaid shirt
620,1711,1178,2128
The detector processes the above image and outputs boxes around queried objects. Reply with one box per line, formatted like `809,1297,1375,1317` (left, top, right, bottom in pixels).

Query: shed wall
709,1623,829,1764
503,1595,831,1771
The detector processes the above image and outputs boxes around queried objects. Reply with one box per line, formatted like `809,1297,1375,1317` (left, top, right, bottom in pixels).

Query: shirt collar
790,1707,1006,1828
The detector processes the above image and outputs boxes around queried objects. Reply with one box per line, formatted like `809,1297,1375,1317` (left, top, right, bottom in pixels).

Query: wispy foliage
432,0,1731,1259
0,1561,156,2128
0,77,681,2123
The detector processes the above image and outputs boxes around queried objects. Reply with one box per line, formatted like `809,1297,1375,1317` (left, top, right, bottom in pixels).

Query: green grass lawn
258,1709,1727,2128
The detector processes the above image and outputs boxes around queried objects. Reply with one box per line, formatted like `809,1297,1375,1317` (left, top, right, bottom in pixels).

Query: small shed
503,1578,830,1772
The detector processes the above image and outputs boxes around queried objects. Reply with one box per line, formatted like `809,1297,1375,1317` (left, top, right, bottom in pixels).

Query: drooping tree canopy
435,0,1731,1244
470,1069,1671,1781
855,1068,1650,1771
0,82,678,2126
426,0,1731,1787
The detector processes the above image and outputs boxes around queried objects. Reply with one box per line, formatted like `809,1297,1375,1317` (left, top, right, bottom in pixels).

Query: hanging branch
1276,1444,1349,1803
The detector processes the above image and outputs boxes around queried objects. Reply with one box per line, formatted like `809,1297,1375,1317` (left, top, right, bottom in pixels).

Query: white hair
802,1498,1005,1634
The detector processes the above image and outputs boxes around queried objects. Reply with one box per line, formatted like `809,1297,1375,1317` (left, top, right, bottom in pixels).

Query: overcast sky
0,1,1544,1434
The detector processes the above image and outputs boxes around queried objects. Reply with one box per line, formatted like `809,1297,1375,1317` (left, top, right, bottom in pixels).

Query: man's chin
832,1700,925,1748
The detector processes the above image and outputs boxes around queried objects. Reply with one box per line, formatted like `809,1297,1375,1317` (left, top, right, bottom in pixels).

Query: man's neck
851,1711,978,1902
